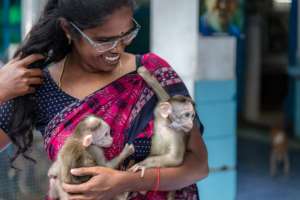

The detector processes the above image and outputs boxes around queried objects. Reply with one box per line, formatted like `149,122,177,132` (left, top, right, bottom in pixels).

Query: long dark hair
9,0,136,166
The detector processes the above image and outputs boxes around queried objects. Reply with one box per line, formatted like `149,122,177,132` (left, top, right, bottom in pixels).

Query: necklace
58,56,68,89
58,55,123,90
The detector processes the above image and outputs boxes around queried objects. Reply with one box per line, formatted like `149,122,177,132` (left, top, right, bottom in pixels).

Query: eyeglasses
69,18,141,53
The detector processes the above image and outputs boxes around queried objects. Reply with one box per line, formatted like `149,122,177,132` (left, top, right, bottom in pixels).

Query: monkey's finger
140,167,146,178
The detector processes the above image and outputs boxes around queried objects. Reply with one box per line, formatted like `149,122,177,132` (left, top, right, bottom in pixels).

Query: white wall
151,0,199,97
21,0,46,38
197,37,236,80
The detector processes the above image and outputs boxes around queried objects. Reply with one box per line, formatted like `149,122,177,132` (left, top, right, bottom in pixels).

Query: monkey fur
130,67,196,199
48,115,134,200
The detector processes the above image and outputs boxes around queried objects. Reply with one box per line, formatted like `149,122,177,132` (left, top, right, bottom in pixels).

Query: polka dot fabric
0,68,79,136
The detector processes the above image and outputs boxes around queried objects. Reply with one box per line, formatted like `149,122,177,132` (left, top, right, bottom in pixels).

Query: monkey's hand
123,143,135,156
128,164,147,178
105,144,135,169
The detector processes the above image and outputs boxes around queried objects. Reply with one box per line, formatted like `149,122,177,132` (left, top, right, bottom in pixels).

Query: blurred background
0,0,300,199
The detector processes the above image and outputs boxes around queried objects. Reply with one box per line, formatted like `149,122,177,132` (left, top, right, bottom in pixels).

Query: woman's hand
62,166,126,200
0,54,44,102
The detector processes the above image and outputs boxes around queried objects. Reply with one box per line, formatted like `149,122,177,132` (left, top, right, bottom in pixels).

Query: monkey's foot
129,164,146,178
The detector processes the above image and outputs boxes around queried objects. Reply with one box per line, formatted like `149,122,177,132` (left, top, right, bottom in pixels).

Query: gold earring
67,35,71,45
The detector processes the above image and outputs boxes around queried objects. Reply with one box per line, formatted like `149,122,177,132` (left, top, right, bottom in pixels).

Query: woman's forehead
83,7,133,38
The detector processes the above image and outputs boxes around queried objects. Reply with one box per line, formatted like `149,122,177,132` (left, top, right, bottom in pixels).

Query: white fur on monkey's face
169,102,195,133
84,116,113,148
92,127,113,148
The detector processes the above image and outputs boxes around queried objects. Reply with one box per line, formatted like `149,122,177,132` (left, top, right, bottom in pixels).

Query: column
151,0,199,97
21,0,46,39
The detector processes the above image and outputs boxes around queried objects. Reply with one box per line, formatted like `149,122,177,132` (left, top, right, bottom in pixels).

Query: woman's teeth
104,55,120,62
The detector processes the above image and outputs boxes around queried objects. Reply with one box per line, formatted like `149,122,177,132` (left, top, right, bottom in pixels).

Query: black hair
9,0,136,167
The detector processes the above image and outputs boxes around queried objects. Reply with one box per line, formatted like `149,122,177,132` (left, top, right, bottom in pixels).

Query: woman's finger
62,182,90,194
70,167,102,176
68,194,94,200
27,77,43,85
25,86,36,94
18,54,45,67
27,68,43,77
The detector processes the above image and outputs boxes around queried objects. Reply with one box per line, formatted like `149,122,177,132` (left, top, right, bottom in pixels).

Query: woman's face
71,6,134,73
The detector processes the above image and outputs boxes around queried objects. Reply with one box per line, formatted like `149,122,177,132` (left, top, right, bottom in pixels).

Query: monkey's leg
270,151,277,176
283,153,290,176
114,192,129,200
167,191,175,200
57,180,69,200
106,144,135,169
48,178,60,199
48,160,60,178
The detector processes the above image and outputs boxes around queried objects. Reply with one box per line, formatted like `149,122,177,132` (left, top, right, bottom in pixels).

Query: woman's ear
58,17,71,39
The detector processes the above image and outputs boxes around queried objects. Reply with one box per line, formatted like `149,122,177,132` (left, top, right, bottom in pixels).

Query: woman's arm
63,125,208,200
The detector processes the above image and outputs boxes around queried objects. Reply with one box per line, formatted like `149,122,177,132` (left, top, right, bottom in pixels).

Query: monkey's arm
105,143,134,169
131,138,185,169
117,125,208,192
87,145,107,165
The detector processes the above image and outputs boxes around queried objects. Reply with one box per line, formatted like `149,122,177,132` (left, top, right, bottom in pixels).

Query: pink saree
44,53,201,200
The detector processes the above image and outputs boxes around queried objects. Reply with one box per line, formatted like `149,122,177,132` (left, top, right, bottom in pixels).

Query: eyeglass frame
69,18,141,53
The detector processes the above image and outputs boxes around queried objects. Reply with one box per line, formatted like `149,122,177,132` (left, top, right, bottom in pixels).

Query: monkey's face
169,102,195,133
82,115,113,148
92,127,113,148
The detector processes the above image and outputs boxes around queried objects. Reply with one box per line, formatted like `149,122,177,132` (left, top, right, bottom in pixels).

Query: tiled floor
237,127,300,200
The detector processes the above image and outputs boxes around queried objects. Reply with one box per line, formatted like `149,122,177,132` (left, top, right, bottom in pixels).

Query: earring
66,35,71,45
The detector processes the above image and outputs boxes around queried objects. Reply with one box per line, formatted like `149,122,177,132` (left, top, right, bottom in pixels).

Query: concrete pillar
244,16,262,122
151,0,199,97
21,0,46,39
297,0,300,62
2,0,10,53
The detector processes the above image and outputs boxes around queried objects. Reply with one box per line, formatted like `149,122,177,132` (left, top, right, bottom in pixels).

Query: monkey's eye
185,113,191,118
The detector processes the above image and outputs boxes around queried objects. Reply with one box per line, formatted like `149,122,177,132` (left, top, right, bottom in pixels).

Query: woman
0,0,208,199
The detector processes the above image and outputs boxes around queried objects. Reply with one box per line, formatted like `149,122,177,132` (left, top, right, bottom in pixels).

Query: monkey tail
137,66,170,101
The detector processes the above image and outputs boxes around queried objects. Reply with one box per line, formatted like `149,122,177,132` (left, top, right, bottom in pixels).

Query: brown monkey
270,126,290,176
48,115,134,200
130,67,196,199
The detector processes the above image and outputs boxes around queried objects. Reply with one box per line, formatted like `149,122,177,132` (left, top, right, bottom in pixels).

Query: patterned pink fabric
44,53,200,200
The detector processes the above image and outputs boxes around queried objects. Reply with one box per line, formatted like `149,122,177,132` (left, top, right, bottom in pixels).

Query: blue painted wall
195,80,237,200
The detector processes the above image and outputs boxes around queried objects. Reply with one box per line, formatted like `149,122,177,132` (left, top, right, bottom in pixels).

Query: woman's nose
110,40,125,53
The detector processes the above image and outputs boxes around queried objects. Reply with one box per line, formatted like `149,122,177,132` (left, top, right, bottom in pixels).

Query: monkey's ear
159,102,172,118
82,134,93,147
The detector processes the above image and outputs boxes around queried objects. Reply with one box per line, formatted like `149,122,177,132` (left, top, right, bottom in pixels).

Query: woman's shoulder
140,52,172,72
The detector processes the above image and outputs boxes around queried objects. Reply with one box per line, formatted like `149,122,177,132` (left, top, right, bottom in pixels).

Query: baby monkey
130,67,196,199
48,115,134,200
